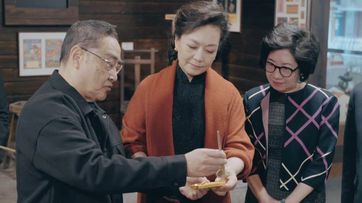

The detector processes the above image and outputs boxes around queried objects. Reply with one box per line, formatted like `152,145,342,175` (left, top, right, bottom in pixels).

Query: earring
299,73,305,81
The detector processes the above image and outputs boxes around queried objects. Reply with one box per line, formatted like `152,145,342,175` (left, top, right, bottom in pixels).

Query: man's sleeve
341,90,357,203
33,117,187,193
0,76,8,146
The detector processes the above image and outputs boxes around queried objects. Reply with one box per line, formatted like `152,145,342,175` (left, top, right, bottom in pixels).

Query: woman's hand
259,194,279,203
179,177,209,200
211,167,238,196
256,188,279,203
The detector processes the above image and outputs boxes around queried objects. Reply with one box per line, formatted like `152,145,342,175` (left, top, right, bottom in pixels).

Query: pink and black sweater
243,83,340,191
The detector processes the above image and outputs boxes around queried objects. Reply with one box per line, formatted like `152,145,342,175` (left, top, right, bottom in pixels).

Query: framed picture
214,0,242,32
4,0,78,26
18,32,66,76
275,0,311,29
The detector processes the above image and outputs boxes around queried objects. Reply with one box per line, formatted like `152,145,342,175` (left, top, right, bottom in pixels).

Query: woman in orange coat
121,1,254,203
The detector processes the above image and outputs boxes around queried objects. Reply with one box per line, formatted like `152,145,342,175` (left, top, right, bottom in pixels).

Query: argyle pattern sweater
243,84,340,191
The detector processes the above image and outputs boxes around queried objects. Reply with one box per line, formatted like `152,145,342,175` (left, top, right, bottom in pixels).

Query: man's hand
179,177,209,200
185,149,227,177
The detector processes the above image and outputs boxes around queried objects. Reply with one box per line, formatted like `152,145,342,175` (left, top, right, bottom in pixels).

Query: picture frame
4,0,78,26
214,0,242,32
18,32,66,77
274,0,311,29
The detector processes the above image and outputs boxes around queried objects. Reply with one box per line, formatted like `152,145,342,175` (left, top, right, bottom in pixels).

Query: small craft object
191,181,226,190
216,130,227,178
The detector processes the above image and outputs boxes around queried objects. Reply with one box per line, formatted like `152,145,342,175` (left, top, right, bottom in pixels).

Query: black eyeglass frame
265,61,299,78
80,47,124,73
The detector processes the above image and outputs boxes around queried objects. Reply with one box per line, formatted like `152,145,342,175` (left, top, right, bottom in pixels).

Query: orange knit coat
122,62,254,203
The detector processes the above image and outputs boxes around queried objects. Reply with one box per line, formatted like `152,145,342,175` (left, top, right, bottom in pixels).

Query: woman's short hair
168,1,229,63
259,23,320,82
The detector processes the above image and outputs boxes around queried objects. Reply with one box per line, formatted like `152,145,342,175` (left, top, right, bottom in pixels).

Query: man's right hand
185,149,227,177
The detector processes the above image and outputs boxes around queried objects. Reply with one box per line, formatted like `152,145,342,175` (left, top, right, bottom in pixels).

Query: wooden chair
120,48,157,114
0,100,26,169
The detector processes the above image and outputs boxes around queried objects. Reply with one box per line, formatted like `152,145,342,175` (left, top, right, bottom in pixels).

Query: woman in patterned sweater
243,23,340,203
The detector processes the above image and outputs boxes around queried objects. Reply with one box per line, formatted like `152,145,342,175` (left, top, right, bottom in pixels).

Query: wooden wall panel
225,0,274,93
0,0,273,128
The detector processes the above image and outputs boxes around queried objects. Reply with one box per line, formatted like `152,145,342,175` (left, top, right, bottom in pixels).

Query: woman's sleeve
224,90,255,178
243,94,264,177
301,95,340,189
121,80,148,156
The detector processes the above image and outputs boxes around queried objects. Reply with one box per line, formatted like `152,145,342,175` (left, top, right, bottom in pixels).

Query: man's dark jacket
0,75,8,146
342,82,362,203
16,71,186,203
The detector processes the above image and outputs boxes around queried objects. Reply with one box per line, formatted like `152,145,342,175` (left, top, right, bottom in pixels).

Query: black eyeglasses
265,61,298,77
80,47,124,74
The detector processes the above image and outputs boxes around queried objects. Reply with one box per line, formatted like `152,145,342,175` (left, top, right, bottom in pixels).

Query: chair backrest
0,100,27,158
120,48,158,113
9,100,26,116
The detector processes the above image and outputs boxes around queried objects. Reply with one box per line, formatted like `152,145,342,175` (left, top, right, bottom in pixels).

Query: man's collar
49,70,94,115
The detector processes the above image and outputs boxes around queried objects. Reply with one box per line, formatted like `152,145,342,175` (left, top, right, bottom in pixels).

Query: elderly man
16,20,227,203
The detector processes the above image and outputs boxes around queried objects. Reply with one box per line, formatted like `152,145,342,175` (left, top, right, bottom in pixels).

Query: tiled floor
0,168,16,203
0,166,342,203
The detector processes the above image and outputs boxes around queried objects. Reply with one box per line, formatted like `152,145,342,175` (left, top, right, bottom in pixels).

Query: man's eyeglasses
80,47,124,74
265,61,298,77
